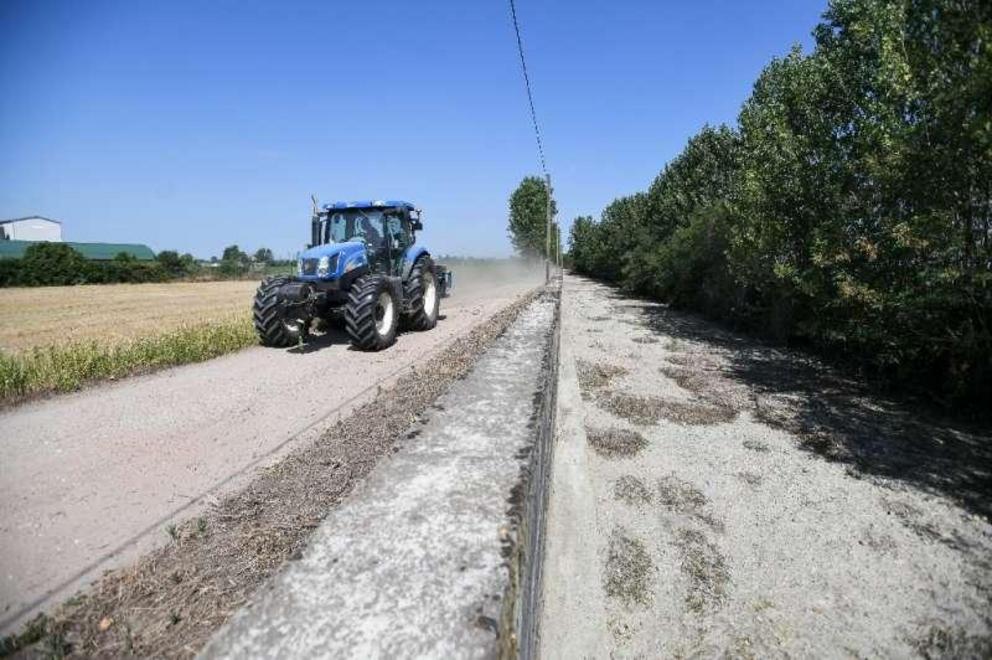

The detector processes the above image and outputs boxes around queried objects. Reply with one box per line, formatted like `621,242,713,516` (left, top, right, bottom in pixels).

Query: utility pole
545,173,552,284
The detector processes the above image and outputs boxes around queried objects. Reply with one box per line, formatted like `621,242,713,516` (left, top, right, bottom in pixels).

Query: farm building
0,216,62,242
0,215,154,261
0,240,155,261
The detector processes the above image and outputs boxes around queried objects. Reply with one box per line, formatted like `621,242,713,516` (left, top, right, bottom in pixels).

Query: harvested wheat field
0,280,258,353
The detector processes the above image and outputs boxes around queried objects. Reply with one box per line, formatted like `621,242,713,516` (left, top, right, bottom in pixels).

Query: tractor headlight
317,255,333,277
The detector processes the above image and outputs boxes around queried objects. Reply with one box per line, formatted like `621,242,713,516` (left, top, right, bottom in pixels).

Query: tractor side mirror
411,220,423,231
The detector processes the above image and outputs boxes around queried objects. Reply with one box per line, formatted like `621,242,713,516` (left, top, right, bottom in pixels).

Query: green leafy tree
565,0,992,408
156,250,184,276
508,176,557,258
19,242,88,286
220,244,249,275
253,247,274,265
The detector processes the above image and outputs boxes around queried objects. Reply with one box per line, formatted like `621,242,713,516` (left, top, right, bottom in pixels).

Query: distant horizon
1,0,823,258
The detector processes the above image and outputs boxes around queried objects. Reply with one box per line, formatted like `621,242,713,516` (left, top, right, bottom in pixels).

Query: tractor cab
310,201,422,277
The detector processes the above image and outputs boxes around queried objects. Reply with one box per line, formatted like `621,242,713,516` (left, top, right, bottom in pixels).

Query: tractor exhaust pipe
310,194,320,248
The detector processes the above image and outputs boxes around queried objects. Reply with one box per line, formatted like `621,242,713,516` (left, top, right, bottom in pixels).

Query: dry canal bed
541,275,992,657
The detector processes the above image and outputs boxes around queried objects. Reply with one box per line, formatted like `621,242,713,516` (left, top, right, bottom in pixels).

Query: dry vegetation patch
598,392,737,426
657,475,724,532
587,425,648,458
743,439,770,453
603,529,653,607
4,292,542,658
657,475,709,512
0,316,255,405
613,475,654,506
575,359,628,396
674,528,730,613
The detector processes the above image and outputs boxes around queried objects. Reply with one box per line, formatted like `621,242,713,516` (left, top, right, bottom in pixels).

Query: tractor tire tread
345,274,397,351
253,276,297,347
403,258,439,331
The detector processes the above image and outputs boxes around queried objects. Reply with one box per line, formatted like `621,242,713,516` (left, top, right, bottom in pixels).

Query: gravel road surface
0,265,541,634
541,275,992,658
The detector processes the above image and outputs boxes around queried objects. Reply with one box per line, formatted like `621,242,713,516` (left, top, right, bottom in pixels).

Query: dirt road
0,264,542,634
541,275,992,657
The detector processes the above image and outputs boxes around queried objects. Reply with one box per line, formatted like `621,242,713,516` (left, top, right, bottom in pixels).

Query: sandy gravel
541,275,992,658
0,265,542,635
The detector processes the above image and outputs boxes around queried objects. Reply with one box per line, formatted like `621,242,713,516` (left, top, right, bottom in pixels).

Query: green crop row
0,316,256,404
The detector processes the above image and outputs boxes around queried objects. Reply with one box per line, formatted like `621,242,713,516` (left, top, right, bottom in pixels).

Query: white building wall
3,218,62,242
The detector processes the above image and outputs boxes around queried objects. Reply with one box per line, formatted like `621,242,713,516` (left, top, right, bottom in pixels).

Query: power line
508,0,548,177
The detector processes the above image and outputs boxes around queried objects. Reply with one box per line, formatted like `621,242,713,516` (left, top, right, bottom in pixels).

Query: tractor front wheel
403,258,440,331
253,276,299,347
345,274,399,351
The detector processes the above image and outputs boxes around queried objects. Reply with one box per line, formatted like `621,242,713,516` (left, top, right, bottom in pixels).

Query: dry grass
575,360,628,395
586,425,648,458
613,475,654,506
0,316,255,404
0,280,257,353
598,392,737,426
674,528,730,613
657,474,724,532
603,528,653,607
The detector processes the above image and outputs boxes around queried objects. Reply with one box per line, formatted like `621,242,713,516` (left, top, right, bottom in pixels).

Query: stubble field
0,280,258,353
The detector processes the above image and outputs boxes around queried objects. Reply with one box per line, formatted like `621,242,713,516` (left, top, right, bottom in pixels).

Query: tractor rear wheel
345,274,399,351
403,258,440,331
253,276,299,347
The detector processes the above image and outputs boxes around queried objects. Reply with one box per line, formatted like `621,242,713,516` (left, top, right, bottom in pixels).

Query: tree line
568,0,991,410
0,242,291,287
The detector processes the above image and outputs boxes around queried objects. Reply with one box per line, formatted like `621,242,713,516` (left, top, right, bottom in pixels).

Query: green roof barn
0,240,156,261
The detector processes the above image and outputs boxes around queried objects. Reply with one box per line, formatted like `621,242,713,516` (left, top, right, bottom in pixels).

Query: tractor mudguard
401,246,430,280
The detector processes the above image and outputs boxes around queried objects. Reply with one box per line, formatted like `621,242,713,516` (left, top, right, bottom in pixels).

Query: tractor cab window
323,210,386,247
384,213,410,251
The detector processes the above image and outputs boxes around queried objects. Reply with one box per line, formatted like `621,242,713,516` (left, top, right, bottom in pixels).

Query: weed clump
657,475,724,532
575,360,628,396
599,392,736,426
613,475,654,506
603,528,653,607
657,475,708,512
674,528,730,613
587,426,648,458
743,440,770,453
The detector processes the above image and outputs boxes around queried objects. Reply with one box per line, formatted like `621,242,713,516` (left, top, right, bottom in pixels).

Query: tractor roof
322,200,415,211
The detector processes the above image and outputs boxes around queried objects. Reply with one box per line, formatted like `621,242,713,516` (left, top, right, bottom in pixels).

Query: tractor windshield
322,210,386,246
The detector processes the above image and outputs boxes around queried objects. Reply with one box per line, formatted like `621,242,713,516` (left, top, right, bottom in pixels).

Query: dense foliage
0,243,169,286
569,0,992,408
508,176,558,258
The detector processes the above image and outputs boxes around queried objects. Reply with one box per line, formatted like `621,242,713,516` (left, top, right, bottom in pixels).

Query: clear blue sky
0,0,825,259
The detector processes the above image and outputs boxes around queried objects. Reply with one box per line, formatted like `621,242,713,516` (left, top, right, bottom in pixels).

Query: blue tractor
253,199,451,351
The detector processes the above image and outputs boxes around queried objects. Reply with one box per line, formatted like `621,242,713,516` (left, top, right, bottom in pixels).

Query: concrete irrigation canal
2,275,990,658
